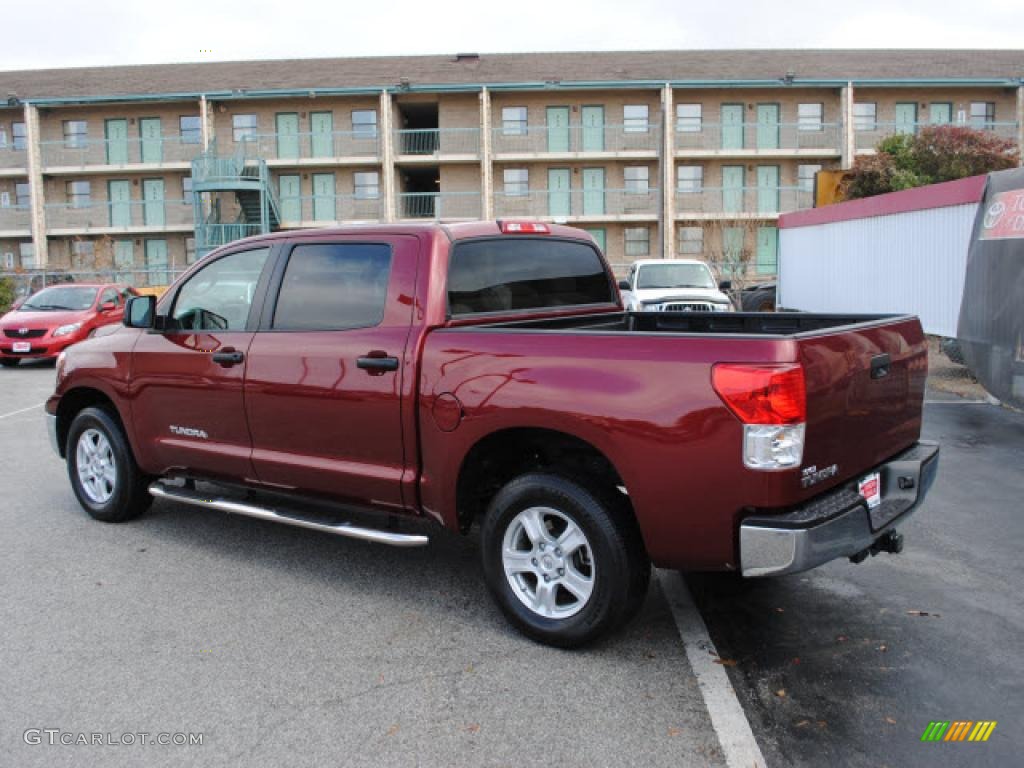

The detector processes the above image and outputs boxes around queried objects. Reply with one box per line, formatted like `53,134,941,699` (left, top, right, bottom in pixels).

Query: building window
969,102,996,130
354,171,380,199
72,239,95,266
853,103,877,131
624,166,649,194
676,104,702,133
185,237,197,264
677,165,704,193
625,227,650,256
798,164,822,193
12,122,26,151
182,176,193,202
3,250,13,269
67,180,91,208
352,110,378,139
798,103,823,131
0,128,6,148
16,182,31,207
232,114,258,142
63,120,88,148
19,242,35,269
502,107,528,136
0,191,8,207
678,226,703,256
503,168,529,196
180,116,201,144
624,105,649,133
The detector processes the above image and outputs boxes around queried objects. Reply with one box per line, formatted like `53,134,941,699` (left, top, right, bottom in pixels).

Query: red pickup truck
45,222,938,647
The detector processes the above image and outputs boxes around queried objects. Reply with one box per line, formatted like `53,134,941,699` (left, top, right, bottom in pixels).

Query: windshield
21,286,99,311
635,264,715,290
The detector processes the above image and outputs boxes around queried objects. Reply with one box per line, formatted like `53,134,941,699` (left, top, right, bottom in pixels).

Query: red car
1,283,137,367
46,223,937,646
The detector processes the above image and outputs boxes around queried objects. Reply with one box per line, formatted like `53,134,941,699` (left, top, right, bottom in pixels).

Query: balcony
0,145,28,173
675,186,812,218
492,124,661,158
398,192,482,220
40,136,199,171
494,188,660,221
674,123,841,156
236,131,380,164
855,121,1021,151
44,199,193,234
393,128,480,160
0,204,32,235
277,194,384,225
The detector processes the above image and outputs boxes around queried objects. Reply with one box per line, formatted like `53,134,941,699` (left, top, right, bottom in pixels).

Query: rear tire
0,358,20,368
67,406,152,523
481,472,650,648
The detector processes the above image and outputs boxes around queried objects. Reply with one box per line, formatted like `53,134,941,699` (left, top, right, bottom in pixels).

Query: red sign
979,189,1024,240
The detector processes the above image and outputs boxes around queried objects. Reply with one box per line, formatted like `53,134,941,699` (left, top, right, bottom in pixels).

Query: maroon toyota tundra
45,221,939,647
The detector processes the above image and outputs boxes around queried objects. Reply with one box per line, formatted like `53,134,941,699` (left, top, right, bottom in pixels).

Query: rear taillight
712,364,806,471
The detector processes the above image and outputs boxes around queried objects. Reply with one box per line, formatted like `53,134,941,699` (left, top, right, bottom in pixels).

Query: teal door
756,104,779,150
279,174,301,222
105,119,129,164
582,168,605,215
142,178,165,226
756,227,778,275
546,107,570,152
548,169,571,218
895,103,918,135
581,106,605,152
930,103,952,124
721,105,744,150
276,113,300,159
139,118,163,163
756,166,779,214
312,173,335,221
108,180,132,227
144,239,169,286
310,112,333,158
113,240,134,284
584,228,606,253
722,166,744,213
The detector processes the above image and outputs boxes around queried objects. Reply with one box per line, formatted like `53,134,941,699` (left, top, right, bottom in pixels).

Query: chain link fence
1,268,188,302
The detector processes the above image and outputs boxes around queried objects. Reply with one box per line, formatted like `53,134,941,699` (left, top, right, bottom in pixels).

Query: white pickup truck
617,259,735,312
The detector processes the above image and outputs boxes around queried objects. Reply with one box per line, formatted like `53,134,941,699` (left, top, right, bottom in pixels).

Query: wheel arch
55,387,128,459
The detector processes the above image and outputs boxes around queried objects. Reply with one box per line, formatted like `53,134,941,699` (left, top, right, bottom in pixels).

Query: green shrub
0,277,16,314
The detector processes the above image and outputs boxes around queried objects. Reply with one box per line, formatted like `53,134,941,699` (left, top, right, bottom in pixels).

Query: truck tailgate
797,317,928,492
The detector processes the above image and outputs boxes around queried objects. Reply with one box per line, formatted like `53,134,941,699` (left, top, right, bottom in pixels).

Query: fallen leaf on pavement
713,658,738,666
885,717,897,724
836,635,848,642
775,689,786,698
465,723,480,734
668,727,682,737
795,720,810,728
386,725,399,737
878,644,888,652
906,610,941,618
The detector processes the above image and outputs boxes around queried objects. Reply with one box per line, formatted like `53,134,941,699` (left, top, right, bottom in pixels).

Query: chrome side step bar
148,482,429,548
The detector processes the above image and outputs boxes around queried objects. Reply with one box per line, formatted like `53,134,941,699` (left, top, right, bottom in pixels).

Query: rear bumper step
148,482,429,548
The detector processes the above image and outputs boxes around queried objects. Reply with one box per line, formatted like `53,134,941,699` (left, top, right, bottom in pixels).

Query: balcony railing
44,199,193,230
675,186,812,216
394,128,480,157
0,204,32,231
201,221,263,249
854,121,1020,150
0,145,28,170
235,131,380,161
277,194,384,224
40,136,200,168
494,188,660,219
492,123,661,155
674,123,841,152
398,192,482,220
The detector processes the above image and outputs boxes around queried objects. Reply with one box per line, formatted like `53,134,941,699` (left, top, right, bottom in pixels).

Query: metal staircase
191,140,280,258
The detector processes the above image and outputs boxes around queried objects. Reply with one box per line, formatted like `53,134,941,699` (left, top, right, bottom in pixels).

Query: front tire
67,406,152,523
0,358,20,368
481,473,649,648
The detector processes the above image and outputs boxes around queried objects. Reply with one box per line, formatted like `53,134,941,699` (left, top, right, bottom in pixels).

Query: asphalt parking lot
2,359,1021,767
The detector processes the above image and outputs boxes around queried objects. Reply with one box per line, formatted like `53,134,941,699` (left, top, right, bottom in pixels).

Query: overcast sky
2,0,1023,71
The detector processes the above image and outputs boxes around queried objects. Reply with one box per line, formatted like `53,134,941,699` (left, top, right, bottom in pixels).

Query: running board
148,482,429,547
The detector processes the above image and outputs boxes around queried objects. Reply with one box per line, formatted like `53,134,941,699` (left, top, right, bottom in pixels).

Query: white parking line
0,402,45,420
924,399,991,405
658,570,767,768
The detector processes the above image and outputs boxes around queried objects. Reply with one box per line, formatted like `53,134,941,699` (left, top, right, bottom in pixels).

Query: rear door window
447,238,614,315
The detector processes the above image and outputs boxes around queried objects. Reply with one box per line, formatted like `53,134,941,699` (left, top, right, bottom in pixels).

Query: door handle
357,352,399,373
212,349,245,367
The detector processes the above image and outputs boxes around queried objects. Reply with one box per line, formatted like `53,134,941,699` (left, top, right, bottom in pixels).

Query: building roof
2,49,1023,103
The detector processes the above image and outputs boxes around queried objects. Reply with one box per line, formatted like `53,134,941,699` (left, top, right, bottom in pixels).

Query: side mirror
718,280,732,291
617,280,631,290
99,301,117,313
124,295,156,329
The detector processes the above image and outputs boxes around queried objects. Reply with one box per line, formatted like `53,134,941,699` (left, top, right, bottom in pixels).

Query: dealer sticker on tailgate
859,472,882,509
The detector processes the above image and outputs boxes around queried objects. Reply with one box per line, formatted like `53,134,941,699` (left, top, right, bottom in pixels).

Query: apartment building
1,50,1022,283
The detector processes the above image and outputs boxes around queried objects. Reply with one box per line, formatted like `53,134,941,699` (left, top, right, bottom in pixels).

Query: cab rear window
447,238,614,316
